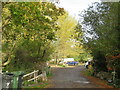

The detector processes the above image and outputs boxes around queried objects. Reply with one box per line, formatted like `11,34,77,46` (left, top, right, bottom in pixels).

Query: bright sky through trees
58,0,101,20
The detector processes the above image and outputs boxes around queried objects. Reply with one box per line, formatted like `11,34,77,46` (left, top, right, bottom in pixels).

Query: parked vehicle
66,61,79,66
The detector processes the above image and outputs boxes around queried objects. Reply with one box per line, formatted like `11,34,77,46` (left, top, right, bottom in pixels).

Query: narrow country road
49,65,102,88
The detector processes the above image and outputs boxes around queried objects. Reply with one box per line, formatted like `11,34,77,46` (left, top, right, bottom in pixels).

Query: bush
23,81,36,86
82,69,93,76
112,79,120,88
88,65,94,76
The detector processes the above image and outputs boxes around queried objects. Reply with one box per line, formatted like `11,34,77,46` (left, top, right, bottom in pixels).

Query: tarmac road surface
49,65,102,88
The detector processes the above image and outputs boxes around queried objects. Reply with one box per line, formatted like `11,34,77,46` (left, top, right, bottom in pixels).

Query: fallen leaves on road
81,72,114,88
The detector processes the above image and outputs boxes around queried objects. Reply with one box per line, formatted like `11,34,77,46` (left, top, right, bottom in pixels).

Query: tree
80,2,120,78
52,13,81,62
2,2,65,71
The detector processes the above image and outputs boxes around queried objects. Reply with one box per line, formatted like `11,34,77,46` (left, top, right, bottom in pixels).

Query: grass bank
81,69,113,88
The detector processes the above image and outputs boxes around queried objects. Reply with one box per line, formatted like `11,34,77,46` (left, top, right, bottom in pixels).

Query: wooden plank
28,74,43,82
23,70,39,78
23,70,47,84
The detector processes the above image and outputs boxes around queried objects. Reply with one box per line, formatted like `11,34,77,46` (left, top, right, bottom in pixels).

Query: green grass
47,72,53,77
23,72,53,89
82,69,93,76
82,65,94,76
23,82,48,88
58,64,66,67
23,81,36,86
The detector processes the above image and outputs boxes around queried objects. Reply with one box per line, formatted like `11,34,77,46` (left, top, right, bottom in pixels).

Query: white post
42,71,47,81
35,71,38,83
34,70,36,83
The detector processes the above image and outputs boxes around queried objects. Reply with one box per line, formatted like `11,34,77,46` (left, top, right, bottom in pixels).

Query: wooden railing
23,70,47,83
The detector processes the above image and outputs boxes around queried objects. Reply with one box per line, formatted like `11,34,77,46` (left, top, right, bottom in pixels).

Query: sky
54,0,101,39
57,0,101,20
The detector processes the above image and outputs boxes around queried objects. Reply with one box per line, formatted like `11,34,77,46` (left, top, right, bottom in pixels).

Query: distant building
62,58,74,63
50,58,74,64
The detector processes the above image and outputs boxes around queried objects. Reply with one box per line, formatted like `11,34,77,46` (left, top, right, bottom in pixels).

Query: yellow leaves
44,15,52,21
3,8,11,16
54,13,80,58
29,36,35,41
2,40,5,43
2,8,11,25
49,8,53,11
23,13,27,18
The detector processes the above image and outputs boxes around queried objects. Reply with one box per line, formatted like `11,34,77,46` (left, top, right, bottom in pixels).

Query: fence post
35,71,38,83
42,71,47,81
34,70,36,83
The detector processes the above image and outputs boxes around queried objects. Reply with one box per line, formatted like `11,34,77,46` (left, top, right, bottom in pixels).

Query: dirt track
49,65,102,88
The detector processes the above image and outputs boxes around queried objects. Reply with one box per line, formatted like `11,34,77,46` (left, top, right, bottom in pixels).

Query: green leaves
80,2,120,76
52,13,82,59
2,2,65,71
81,2,120,55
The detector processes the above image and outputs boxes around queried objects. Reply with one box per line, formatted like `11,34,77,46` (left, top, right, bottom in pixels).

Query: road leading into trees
49,65,102,88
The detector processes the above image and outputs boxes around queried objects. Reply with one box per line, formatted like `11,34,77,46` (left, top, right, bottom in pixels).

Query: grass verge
81,69,113,88
23,81,48,88
23,72,53,89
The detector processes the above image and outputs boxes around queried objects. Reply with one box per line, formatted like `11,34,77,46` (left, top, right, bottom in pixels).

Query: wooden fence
23,70,47,83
